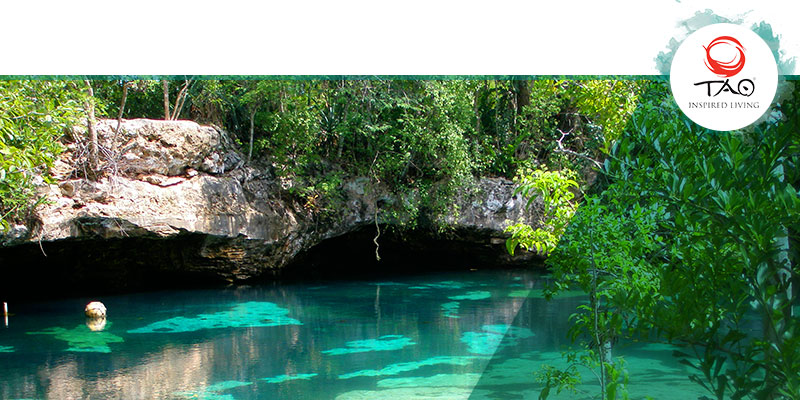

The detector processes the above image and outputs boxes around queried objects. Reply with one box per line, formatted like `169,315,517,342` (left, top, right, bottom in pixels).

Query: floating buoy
85,301,107,319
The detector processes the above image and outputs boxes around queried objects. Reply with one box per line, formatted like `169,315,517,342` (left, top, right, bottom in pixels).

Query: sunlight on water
261,373,318,383
448,291,491,300
128,302,302,334
27,323,124,353
334,386,482,400
0,270,708,399
321,335,416,355
338,356,488,379
174,380,252,400
461,324,535,355
377,373,482,388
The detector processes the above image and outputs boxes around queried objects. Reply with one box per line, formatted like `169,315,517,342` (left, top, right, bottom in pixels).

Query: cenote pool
0,270,706,399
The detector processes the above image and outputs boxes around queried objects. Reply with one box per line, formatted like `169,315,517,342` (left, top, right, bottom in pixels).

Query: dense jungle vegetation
0,78,642,229
1,78,798,399
512,81,800,400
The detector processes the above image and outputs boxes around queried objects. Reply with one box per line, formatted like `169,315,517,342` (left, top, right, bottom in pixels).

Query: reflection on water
28,323,124,353
0,270,704,399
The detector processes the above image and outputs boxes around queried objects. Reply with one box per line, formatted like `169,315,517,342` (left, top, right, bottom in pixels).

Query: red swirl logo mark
704,36,746,77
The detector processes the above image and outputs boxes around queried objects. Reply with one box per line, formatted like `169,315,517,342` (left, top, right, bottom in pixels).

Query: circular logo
704,36,746,77
670,23,778,131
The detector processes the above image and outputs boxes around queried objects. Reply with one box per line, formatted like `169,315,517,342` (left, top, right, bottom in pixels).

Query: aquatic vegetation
0,345,14,352
448,291,491,301
27,324,123,353
507,289,531,298
261,373,318,383
128,302,301,334
440,302,460,318
461,325,534,355
322,335,415,355
174,380,253,400
339,356,487,379
377,373,481,388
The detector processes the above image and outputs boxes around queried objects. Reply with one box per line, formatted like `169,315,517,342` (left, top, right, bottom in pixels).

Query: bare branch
114,81,133,146
162,80,170,120
171,79,194,120
554,129,603,169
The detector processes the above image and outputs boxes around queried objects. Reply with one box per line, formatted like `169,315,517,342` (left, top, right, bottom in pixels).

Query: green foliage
535,80,800,399
536,363,581,399
84,78,647,226
0,77,647,234
92,79,163,119
506,167,579,256
505,222,558,256
0,80,84,231
605,81,800,399
563,80,644,155
473,80,565,175
550,190,666,330
535,349,632,400
535,182,664,399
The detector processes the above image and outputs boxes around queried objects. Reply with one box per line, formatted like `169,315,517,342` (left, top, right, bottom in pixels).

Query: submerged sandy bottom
0,270,705,399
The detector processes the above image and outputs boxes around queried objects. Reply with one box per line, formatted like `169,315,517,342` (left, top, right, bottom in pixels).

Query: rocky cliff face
0,120,543,299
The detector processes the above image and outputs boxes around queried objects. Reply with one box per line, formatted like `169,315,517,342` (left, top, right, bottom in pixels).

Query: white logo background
670,23,778,131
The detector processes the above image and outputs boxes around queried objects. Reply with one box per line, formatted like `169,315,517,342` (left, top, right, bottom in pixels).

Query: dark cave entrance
280,225,543,280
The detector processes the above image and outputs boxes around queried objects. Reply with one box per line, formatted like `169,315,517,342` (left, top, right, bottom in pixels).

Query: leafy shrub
0,80,84,231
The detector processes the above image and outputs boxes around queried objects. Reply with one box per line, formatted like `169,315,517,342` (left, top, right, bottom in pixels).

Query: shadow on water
0,269,705,399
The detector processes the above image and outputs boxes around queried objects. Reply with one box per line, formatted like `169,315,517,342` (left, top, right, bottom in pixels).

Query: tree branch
554,129,603,169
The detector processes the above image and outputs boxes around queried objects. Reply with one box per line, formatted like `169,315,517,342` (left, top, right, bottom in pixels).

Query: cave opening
0,226,543,301
279,225,543,281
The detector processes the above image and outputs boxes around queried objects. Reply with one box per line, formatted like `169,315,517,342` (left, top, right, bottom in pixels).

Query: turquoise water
0,270,705,399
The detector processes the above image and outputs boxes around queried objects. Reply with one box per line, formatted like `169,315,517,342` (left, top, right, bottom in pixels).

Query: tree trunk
162,80,170,120
761,164,795,394
114,81,130,146
248,106,256,161
474,86,482,134
590,290,609,396
590,243,611,396
171,79,192,120
515,80,530,112
84,80,98,171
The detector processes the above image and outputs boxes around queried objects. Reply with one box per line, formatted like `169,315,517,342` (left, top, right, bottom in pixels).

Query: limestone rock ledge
0,119,542,298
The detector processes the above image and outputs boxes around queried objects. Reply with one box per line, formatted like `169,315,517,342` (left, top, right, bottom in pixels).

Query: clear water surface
0,270,706,399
